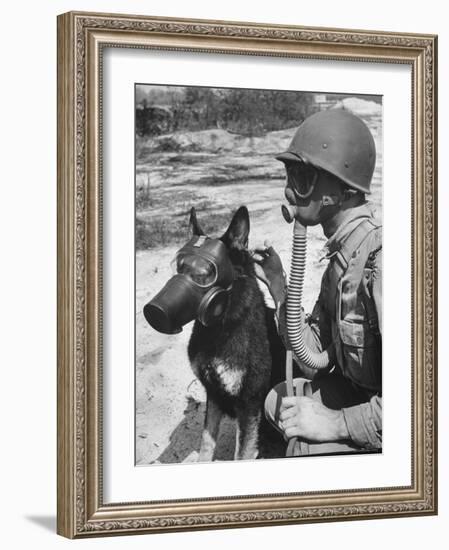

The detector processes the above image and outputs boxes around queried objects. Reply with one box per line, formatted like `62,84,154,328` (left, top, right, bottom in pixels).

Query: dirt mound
333,97,382,116
139,128,295,157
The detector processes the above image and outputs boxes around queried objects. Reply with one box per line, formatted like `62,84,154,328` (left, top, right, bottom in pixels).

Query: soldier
256,109,382,455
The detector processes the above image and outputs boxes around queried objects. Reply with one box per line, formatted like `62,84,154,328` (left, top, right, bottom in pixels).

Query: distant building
314,94,339,111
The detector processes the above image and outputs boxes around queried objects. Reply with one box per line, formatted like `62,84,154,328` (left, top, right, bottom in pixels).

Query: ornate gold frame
57,11,438,538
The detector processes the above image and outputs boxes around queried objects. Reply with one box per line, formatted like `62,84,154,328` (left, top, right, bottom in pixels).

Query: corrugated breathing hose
282,208,335,457
286,220,334,370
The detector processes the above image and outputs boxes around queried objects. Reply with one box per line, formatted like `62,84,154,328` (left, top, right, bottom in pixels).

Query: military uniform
264,202,382,454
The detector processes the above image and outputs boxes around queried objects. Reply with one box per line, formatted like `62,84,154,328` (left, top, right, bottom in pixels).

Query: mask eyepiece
172,253,218,288
286,162,318,200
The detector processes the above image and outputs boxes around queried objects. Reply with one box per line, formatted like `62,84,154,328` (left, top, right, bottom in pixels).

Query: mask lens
175,254,217,287
286,163,317,199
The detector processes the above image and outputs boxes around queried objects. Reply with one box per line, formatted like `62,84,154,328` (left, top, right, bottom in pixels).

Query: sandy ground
135,100,382,465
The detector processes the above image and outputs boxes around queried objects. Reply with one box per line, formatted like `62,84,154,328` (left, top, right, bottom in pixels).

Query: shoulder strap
334,217,381,273
335,219,382,324
361,244,382,335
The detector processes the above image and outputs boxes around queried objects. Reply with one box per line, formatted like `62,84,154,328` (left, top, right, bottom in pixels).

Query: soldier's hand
253,241,286,305
279,396,349,442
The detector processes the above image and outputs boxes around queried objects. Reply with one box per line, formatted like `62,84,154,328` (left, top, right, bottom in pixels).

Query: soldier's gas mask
143,235,235,334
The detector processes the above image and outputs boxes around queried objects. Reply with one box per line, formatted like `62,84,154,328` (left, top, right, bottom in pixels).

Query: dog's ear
222,206,250,249
188,207,205,237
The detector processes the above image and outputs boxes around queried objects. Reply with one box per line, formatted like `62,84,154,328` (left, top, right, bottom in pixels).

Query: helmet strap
342,188,359,201
320,194,341,208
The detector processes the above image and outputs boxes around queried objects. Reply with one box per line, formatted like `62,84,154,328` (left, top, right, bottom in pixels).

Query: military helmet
276,109,376,194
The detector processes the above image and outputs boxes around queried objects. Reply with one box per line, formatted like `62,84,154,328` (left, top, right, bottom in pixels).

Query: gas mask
143,235,235,334
282,161,342,224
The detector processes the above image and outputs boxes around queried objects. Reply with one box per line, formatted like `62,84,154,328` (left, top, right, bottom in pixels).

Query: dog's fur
186,206,274,461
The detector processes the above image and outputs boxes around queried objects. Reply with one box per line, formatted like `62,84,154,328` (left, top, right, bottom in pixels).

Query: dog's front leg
235,408,261,460
198,398,223,462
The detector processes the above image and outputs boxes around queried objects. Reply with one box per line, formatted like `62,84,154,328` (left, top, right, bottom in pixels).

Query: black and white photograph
135,84,383,465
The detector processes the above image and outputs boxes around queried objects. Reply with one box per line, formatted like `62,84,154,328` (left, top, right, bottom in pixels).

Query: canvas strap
285,350,310,457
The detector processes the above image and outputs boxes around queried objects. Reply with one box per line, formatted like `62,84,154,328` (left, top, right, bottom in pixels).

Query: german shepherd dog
187,206,275,461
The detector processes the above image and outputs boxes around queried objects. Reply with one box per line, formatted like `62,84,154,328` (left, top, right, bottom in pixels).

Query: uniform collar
320,203,376,260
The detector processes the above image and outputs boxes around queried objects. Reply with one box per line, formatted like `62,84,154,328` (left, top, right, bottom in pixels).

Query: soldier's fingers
252,253,266,264
284,426,300,439
253,242,269,253
279,406,297,422
253,264,269,284
280,397,298,410
281,416,298,430
252,249,269,259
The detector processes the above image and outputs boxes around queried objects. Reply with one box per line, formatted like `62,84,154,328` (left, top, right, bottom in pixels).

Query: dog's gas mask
143,235,235,334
